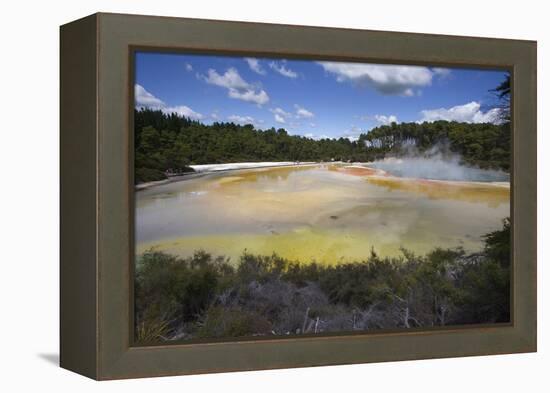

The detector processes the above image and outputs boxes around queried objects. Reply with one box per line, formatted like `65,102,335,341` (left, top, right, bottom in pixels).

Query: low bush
134,220,511,343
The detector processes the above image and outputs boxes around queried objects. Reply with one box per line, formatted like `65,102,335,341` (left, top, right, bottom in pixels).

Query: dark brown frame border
60,12,537,380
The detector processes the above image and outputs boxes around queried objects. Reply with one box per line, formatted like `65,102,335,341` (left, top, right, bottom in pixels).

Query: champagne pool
135,164,509,264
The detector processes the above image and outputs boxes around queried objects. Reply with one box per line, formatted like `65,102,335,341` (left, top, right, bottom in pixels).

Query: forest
358,121,510,170
134,219,510,343
134,74,510,183
134,112,510,183
133,76,512,343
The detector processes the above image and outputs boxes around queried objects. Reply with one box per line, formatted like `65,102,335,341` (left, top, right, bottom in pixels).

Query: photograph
133,52,511,344
0,0,544,386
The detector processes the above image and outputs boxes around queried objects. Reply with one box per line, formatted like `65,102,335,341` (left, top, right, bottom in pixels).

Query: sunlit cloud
203,67,270,105
317,62,448,96
163,105,204,120
374,114,399,125
134,84,203,120
294,104,314,118
245,58,266,75
419,101,502,124
269,60,298,78
227,114,264,126
135,84,165,109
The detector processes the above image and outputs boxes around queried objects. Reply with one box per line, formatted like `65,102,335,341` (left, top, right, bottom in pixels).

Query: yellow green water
136,164,509,264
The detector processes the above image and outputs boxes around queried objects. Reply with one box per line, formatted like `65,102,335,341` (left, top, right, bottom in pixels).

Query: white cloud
317,62,436,96
228,88,270,105
245,58,266,75
203,67,269,105
134,84,203,120
135,84,165,108
269,105,314,125
419,101,502,124
271,107,291,117
294,104,314,118
302,133,331,140
340,125,365,142
374,114,399,125
432,67,451,77
270,107,292,124
185,63,193,72
204,67,251,90
227,115,257,125
269,61,298,78
163,105,203,120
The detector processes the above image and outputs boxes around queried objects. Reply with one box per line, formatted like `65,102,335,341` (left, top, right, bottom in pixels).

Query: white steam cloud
367,145,509,182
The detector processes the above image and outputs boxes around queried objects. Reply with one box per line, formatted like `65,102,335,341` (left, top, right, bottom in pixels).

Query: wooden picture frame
60,12,537,380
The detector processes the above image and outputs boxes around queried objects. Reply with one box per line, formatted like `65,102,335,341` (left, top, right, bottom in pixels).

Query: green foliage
483,217,511,267
134,109,510,184
135,119,197,183
134,221,511,342
134,250,228,336
237,252,288,283
134,109,377,184
197,306,272,338
455,218,511,323
491,75,511,123
135,314,171,343
316,258,401,308
456,259,510,324
359,120,511,170
135,77,511,183
135,167,166,183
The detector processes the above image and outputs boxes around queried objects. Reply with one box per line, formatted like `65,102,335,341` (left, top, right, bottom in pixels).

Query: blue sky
135,52,509,140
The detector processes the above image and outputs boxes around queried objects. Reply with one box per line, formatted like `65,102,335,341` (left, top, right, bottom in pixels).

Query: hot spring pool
135,164,509,264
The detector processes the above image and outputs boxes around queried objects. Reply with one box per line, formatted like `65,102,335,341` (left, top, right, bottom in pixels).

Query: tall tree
491,74,511,123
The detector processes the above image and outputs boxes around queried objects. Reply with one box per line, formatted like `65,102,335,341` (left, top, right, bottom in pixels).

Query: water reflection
136,164,509,263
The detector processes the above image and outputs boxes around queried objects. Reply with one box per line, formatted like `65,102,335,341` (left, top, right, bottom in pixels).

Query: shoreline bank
136,161,511,191
348,165,511,188
135,161,319,191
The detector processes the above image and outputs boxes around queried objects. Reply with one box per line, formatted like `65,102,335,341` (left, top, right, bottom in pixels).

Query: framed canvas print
60,13,537,380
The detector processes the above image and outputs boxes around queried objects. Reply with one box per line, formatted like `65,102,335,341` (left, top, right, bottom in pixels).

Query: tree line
134,108,371,183
134,108,510,183
359,120,510,170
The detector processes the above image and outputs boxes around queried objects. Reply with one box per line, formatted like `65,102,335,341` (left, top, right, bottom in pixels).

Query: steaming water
136,164,509,264
367,157,510,182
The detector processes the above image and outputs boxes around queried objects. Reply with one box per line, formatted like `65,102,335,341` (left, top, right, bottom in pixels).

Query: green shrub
135,167,166,183
197,306,272,338
134,219,511,341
